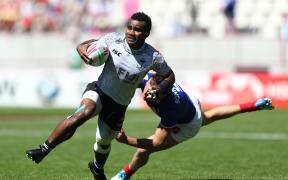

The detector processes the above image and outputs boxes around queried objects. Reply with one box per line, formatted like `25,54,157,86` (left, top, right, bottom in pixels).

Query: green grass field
0,108,288,180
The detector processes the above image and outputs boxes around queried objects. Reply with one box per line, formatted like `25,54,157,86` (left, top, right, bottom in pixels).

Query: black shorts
84,81,127,131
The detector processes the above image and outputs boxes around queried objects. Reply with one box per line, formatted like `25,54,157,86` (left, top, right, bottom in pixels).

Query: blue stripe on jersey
138,73,152,90
140,73,196,128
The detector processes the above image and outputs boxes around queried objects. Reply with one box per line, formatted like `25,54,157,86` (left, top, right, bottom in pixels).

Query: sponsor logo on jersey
117,67,140,84
172,86,181,104
112,49,122,57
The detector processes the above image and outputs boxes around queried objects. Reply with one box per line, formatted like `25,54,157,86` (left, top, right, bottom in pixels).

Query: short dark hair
131,12,152,33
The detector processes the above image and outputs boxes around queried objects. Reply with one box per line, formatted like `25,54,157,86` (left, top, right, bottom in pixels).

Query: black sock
94,151,110,169
42,140,55,153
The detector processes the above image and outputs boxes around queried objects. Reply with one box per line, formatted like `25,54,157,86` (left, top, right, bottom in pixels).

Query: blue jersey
139,73,196,128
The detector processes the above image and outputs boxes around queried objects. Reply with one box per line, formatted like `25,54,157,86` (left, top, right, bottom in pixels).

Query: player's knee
152,140,163,148
94,136,113,154
79,99,96,117
94,141,111,154
68,102,96,125
81,104,95,117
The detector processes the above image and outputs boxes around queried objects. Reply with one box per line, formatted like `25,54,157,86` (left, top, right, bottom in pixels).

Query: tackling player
111,72,274,180
25,12,175,180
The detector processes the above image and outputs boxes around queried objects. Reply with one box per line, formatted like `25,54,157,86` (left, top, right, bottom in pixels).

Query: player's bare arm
76,39,97,64
153,70,175,92
117,126,177,152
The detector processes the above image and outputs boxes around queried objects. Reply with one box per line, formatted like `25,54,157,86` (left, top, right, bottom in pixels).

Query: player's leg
89,89,128,180
26,98,98,164
89,119,118,180
202,104,240,126
112,132,178,180
111,135,155,180
202,98,273,126
47,98,97,145
26,82,102,164
128,133,177,170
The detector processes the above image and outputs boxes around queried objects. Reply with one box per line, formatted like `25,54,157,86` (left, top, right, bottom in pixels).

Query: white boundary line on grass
196,132,288,140
1,130,288,140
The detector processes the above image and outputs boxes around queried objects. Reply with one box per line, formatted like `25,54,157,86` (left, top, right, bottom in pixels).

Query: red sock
239,101,257,112
123,164,135,177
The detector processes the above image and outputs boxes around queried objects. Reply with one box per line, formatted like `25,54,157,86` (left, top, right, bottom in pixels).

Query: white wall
1,34,287,72
0,68,143,109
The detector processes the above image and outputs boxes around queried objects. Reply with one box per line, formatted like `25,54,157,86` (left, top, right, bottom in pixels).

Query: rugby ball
86,40,109,66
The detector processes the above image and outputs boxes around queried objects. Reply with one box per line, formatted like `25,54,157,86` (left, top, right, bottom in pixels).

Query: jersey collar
124,38,147,55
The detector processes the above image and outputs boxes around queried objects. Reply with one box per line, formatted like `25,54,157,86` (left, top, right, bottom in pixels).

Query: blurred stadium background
0,0,288,109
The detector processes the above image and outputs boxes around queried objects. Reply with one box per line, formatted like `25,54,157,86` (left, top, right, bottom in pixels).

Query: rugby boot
88,160,107,180
111,169,130,180
255,98,274,110
26,145,49,164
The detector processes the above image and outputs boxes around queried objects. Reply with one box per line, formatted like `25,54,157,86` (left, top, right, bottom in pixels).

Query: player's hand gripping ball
86,40,109,66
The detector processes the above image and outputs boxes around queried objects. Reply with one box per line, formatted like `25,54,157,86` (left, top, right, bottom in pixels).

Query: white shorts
82,81,127,131
83,90,119,151
170,97,203,143
82,90,102,116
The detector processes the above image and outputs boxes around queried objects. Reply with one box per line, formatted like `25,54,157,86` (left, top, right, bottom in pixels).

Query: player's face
125,19,149,50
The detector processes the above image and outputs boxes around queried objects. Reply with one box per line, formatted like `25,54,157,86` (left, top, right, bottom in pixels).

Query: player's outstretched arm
202,98,274,126
116,127,177,152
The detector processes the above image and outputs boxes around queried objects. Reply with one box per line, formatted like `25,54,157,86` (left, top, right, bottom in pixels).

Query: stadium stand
0,0,288,72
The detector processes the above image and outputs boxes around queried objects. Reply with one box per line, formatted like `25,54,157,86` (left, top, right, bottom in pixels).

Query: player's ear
146,31,150,37
144,27,150,38
145,31,150,38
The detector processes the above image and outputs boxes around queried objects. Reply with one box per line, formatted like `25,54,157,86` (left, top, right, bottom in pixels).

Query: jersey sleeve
151,52,171,77
98,32,122,46
138,73,153,91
